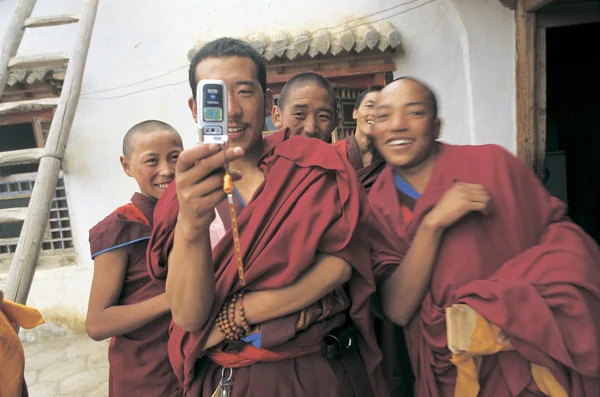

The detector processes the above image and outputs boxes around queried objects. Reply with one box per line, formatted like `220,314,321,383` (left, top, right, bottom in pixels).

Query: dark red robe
89,193,181,397
333,136,414,395
333,135,385,192
147,129,388,397
369,142,600,396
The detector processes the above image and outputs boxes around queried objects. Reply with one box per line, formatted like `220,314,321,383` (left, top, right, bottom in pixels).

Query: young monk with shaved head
86,120,184,396
369,77,600,396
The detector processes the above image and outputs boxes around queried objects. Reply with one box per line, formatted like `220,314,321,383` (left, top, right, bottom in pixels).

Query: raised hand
175,142,244,239
425,182,492,231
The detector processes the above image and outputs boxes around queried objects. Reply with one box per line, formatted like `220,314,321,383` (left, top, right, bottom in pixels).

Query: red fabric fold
148,129,386,396
369,142,600,396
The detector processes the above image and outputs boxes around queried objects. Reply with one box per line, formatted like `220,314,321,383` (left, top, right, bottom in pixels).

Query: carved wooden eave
0,67,65,103
187,21,403,63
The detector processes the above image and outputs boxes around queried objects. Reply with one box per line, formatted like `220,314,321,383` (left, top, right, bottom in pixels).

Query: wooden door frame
513,0,600,177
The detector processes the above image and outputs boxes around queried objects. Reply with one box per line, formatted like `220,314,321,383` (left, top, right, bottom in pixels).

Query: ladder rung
0,148,44,167
0,98,59,116
8,52,69,70
0,208,28,224
24,14,80,28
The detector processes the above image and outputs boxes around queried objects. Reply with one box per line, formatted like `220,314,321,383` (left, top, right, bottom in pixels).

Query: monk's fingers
179,148,244,187
177,172,226,205
176,143,221,173
194,188,229,214
465,200,491,215
178,145,244,180
457,182,486,190
465,192,491,204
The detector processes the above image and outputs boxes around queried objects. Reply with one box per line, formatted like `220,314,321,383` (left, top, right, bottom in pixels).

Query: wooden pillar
515,0,538,170
0,0,38,98
535,28,547,179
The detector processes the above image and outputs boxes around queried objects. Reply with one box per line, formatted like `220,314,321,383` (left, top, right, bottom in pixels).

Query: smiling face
188,56,272,153
353,91,380,138
120,129,183,200
272,82,336,141
371,79,440,174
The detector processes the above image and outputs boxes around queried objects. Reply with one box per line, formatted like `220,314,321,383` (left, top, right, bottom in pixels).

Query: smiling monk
147,38,388,397
369,77,600,396
333,86,386,192
86,120,184,396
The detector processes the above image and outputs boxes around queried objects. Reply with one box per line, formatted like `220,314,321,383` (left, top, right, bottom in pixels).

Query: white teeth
157,184,169,189
388,139,414,146
228,127,243,133
366,120,374,125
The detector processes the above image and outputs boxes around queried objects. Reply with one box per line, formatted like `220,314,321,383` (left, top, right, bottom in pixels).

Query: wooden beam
24,14,79,28
0,98,59,116
267,63,396,84
0,109,54,126
0,208,28,224
0,148,44,166
0,0,38,99
5,0,99,305
515,0,537,169
523,0,553,12
8,52,69,70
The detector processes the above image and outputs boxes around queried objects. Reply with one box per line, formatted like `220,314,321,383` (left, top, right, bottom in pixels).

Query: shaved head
279,72,337,117
123,120,180,158
385,76,439,118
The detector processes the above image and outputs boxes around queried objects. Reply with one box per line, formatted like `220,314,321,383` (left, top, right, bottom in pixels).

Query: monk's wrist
422,213,446,235
176,216,210,243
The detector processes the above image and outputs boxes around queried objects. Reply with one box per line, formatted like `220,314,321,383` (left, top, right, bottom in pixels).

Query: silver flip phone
197,80,228,144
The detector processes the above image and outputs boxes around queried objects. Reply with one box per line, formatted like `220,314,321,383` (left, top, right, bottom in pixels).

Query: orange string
223,147,246,286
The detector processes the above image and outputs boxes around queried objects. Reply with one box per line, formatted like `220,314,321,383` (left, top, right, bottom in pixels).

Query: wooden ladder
0,0,99,304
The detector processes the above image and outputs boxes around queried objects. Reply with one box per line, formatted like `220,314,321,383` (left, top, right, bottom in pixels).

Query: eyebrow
235,80,258,87
405,101,428,107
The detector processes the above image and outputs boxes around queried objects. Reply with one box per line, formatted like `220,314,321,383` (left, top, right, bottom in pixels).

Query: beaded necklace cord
222,145,246,286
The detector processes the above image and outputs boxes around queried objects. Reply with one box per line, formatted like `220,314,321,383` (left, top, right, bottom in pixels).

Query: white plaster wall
0,0,515,316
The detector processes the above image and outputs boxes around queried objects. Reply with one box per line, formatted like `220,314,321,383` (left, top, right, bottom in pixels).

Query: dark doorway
545,21,600,243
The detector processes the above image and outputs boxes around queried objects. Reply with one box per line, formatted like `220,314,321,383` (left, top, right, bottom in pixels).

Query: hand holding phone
197,80,228,145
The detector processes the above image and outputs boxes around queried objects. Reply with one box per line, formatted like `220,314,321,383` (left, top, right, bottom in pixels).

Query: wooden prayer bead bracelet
216,291,252,340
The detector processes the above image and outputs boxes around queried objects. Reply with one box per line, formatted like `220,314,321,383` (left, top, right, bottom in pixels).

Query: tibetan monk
369,77,600,396
147,37,388,397
333,86,386,192
0,289,44,397
271,71,337,142
326,84,414,395
86,120,183,396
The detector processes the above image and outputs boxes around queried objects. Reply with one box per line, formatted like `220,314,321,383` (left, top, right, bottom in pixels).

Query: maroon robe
89,193,181,397
333,136,414,395
147,129,388,397
333,134,385,192
369,142,600,396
